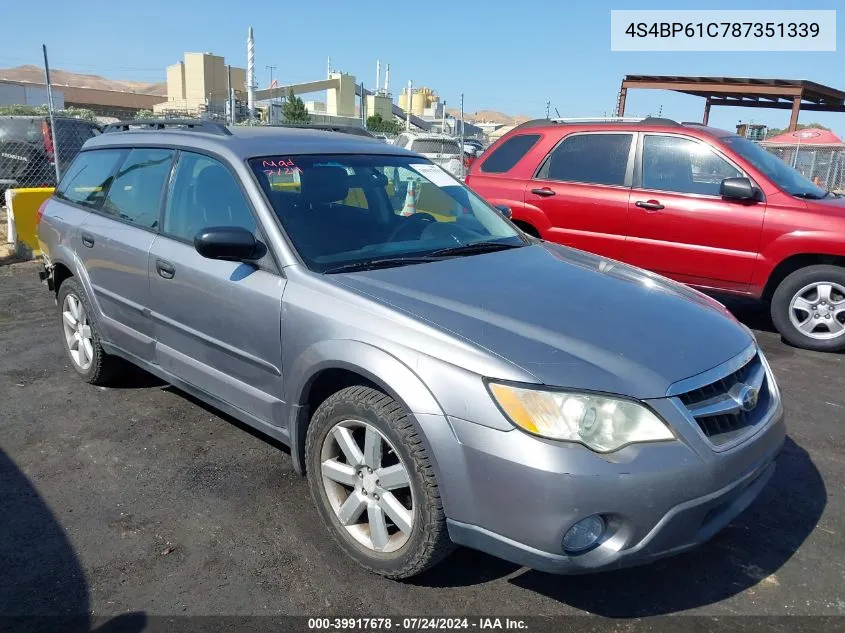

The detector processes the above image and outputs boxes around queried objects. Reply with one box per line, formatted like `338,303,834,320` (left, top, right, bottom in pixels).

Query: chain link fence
760,144,845,193
1,107,102,200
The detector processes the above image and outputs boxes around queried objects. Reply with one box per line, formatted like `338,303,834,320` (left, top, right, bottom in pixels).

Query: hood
331,243,753,399
807,195,845,212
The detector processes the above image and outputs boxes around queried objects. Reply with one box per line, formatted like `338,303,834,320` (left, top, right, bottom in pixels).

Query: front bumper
424,396,785,575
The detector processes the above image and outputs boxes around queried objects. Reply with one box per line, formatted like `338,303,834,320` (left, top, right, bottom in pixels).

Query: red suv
466,118,845,352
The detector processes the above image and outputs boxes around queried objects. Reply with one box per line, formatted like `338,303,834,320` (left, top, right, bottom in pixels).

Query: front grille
677,352,771,447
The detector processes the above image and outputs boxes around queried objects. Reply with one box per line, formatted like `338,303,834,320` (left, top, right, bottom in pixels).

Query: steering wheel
386,212,437,242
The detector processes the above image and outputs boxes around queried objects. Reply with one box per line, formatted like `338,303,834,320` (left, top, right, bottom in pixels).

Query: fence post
42,44,61,184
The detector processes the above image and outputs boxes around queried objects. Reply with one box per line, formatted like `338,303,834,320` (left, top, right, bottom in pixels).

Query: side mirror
194,226,259,261
720,177,758,201
494,204,513,219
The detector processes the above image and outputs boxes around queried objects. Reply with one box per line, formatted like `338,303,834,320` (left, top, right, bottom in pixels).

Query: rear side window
101,148,175,228
539,133,633,186
480,134,541,173
0,118,41,143
55,150,125,208
410,139,461,155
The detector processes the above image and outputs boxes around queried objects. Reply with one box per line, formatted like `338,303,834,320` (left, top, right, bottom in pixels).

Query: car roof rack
102,119,232,136
266,123,375,137
514,116,681,130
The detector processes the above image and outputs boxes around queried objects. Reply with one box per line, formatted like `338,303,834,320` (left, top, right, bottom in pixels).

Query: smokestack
247,27,255,120
384,63,390,94
376,59,380,93
327,56,331,79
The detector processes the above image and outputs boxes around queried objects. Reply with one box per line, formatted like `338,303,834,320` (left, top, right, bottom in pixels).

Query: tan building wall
166,63,185,100
156,52,246,115
326,72,356,117
366,94,393,120
230,67,246,97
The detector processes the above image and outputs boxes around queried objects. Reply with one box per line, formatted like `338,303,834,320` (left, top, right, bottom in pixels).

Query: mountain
0,65,166,95
446,108,532,125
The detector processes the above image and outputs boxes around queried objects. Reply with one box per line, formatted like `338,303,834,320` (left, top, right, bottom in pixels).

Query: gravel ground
0,260,843,623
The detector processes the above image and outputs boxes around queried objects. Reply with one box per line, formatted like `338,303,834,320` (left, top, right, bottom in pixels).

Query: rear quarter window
55,149,125,209
480,134,541,173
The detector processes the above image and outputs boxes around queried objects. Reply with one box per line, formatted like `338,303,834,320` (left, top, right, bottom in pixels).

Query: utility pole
406,80,412,132
361,82,366,126
227,65,234,125
441,99,447,134
459,93,464,158
545,100,551,119
42,44,61,183
266,65,277,102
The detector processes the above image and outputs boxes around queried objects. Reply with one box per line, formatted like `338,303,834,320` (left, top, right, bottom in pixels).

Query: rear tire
770,265,845,352
305,385,453,579
57,277,121,385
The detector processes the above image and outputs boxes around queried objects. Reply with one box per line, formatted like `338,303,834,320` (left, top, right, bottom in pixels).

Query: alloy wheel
789,281,845,340
319,420,415,553
62,293,94,370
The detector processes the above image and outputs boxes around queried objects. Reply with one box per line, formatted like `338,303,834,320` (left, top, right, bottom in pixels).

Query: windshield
250,154,524,273
720,135,827,198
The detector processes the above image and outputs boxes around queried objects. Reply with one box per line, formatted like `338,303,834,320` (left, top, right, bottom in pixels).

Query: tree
366,113,401,135
767,122,831,137
134,109,157,120
282,88,310,124
0,104,95,121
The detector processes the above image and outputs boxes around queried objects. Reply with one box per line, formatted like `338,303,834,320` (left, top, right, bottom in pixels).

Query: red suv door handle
635,200,665,211
530,187,556,197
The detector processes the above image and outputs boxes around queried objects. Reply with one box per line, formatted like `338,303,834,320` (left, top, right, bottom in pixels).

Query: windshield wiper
428,241,524,258
323,257,438,274
792,192,826,199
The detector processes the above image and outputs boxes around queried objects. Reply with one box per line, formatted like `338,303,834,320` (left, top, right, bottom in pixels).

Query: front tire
305,385,453,579
771,265,845,352
57,277,121,385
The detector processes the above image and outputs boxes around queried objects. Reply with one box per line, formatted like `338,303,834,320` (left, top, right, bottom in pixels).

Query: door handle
530,187,556,197
80,232,95,248
635,200,665,212
155,259,175,280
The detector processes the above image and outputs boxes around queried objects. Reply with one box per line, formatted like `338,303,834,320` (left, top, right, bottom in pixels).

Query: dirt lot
1,260,843,623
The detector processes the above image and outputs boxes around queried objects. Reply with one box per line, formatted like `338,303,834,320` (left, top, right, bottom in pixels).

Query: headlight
488,382,674,452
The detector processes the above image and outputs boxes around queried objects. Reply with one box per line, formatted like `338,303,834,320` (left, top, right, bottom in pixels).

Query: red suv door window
525,132,634,260
627,134,765,290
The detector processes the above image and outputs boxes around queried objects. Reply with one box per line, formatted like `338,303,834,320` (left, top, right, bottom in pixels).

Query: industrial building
398,86,444,119
154,52,247,118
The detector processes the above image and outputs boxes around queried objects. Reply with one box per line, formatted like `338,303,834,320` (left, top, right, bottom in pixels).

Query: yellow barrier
6,188,54,257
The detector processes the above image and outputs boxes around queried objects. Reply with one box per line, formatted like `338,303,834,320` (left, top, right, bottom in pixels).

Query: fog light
562,515,605,553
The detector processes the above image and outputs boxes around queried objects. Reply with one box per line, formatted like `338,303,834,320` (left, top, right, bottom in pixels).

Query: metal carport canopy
617,75,845,131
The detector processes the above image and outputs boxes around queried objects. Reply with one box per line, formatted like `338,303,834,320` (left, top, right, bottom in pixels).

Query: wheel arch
286,340,446,478
762,253,845,301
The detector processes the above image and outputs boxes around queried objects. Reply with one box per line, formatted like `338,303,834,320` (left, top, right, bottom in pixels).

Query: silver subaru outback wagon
37,120,785,579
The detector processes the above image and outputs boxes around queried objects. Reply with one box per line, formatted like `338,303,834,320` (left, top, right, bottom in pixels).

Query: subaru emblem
735,384,759,412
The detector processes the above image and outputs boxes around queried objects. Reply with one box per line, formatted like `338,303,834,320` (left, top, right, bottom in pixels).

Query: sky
2,0,843,135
